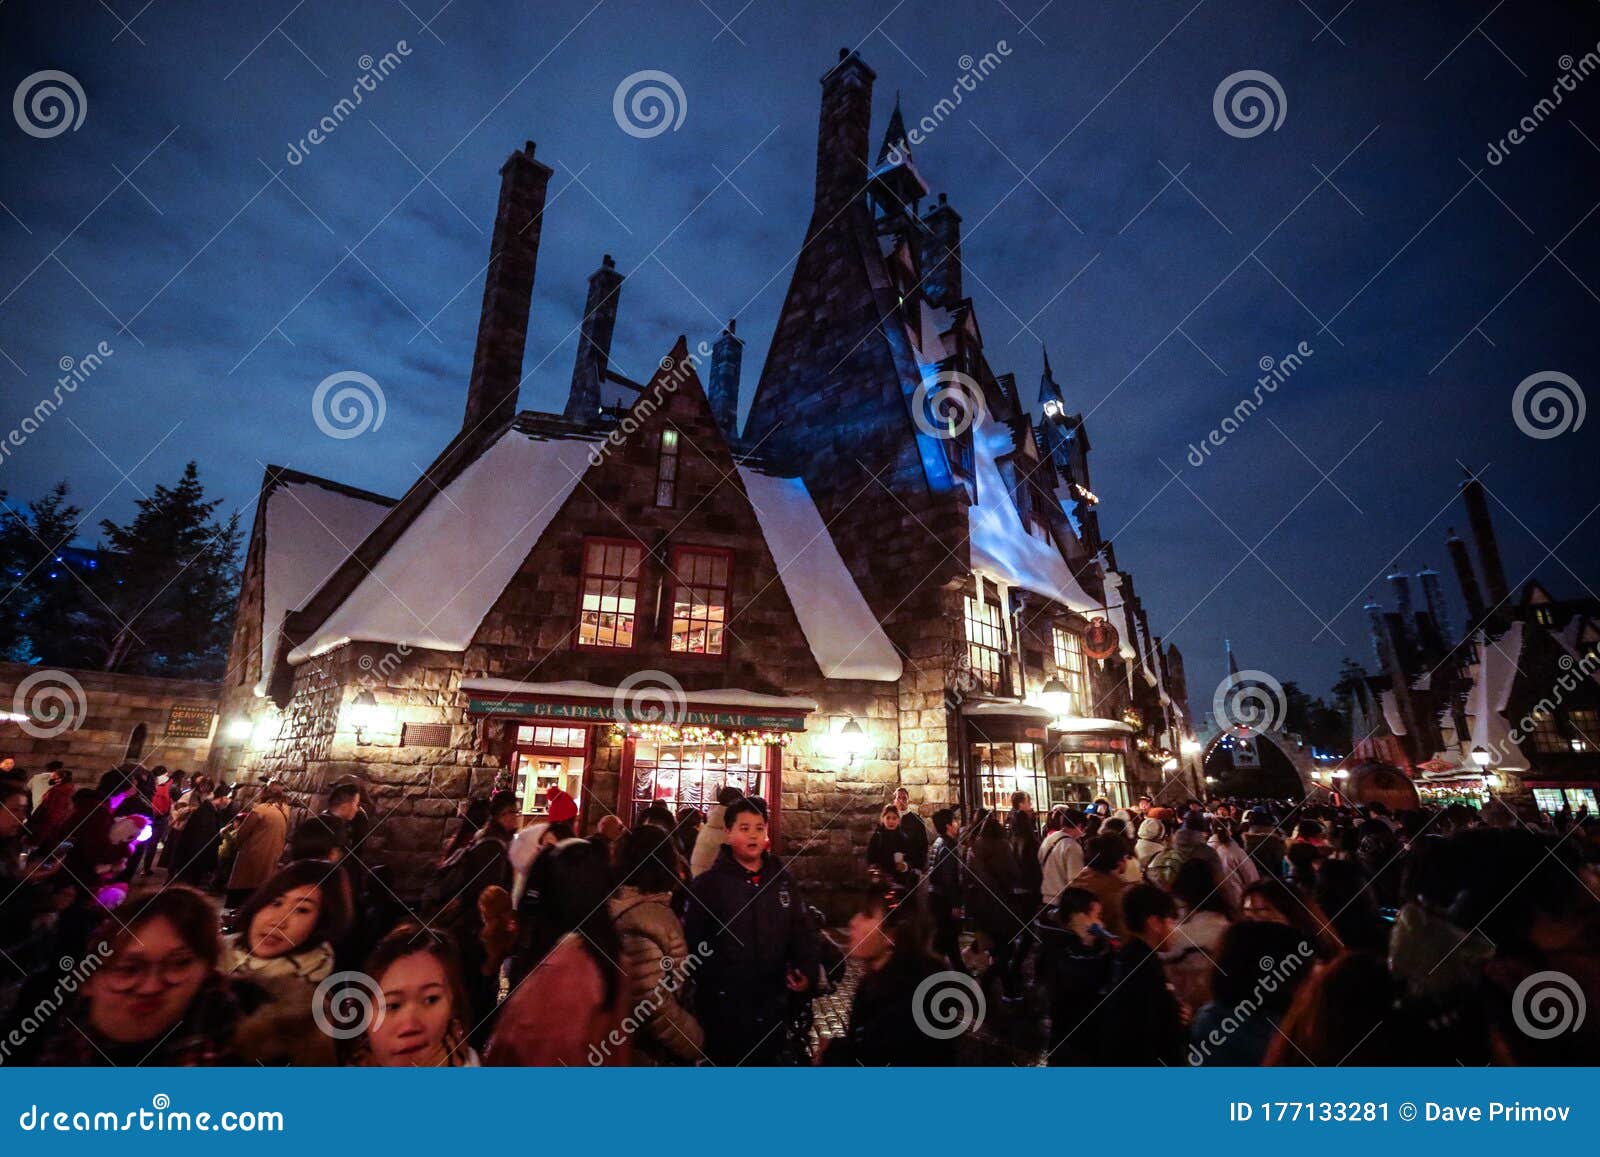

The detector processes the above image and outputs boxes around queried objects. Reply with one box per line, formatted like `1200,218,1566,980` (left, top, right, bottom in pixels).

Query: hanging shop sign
466,697,809,732
1083,617,1119,660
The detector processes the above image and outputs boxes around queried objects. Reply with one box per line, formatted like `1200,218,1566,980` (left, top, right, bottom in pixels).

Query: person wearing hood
683,797,819,1065
1161,859,1233,1010
1134,816,1167,873
607,825,704,1065
690,785,742,878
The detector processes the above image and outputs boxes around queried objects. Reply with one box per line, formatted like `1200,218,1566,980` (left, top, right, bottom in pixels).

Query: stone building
210,50,1199,906
1,662,219,780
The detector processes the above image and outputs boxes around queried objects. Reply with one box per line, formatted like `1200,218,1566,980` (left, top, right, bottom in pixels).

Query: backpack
421,831,507,922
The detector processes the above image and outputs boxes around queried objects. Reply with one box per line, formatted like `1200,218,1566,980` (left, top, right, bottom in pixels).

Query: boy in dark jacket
926,808,966,973
1039,885,1116,1064
1098,883,1188,1065
684,797,820,1065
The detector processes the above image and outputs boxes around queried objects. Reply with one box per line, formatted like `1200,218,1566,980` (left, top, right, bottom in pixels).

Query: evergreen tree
0,483,87,664
77,462,242,678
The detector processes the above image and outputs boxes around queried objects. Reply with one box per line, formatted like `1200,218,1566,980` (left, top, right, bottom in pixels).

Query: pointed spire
1225,637,1240,676
878,92,910,164
1039,344,1064,407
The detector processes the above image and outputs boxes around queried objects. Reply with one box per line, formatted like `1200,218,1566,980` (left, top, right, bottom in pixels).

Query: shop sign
1083,617,1118,660
165,702,217,739
467,697,807,731
1050,733,1128,754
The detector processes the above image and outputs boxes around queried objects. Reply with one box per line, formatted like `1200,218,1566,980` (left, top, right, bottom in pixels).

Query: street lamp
348,689,383,745
1470,745,1492,769
1039,677,1071,718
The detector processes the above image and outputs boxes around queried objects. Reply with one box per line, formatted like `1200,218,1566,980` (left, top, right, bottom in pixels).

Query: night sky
2,0,1597,713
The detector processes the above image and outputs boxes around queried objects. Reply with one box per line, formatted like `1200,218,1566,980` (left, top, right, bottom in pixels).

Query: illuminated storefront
962,702,1135,812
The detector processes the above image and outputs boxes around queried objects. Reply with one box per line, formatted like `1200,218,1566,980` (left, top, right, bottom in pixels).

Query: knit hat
1137,817,1165,841
545,786,579,824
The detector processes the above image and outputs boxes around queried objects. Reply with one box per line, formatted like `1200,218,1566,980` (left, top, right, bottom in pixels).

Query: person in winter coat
435,790,519,1043
224,783,292,906
926,808,966,973
892,786,929,870
1039,807,1086,907
222,861,349,1030
1146,816,1224,891
1208,819,1258,914
866,804,913,881
607,825,705,1064
1189,920,1314,1066
170,783,231,887
690,786,742,878
683,797,820,1065
1161,859,1233,1010
487,839,631,1066
1243,809,1289,879
1098,884,1188,1065
966,815,1024,1000
1134,817,1167,873
1039,885,1116,1065
27,767,75,850
1070,834,1132,939
821,886,956,1066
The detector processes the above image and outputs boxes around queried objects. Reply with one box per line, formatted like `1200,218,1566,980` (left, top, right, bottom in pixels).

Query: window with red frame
668,547,730,655
578,539,643,649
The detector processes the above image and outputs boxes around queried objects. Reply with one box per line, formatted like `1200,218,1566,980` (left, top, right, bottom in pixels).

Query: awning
1049,716,1136,735
459,678,816,731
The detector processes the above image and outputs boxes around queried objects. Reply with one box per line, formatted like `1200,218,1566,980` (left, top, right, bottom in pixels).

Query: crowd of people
3,754,1598,1066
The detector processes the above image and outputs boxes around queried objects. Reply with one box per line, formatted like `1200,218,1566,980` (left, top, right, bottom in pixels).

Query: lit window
964,590,1009,695
1529,710,1566,754
1534,607,1553,626
578,539,642,649
655,429,680,507
1569,709,1598,752
669,547,730,655
1052,626,1090,716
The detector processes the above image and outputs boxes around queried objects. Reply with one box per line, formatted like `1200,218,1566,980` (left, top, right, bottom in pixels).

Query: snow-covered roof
1379,689,1408,736
1467,623,1531,772
460,678,817,713
287,430,598,663
737,468,902,682
961,701,1055,722
257,478,392,694
969,411,1097,613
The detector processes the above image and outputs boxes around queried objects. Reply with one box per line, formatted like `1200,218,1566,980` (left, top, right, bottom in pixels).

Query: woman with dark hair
1190,920,1316,1065
1162,858,1233,1010
1241,876,1343,960
822,886,956,1066
607,824,703,1064
223,860,350,988
966,815,1023,1001
440,797,492,864
224,782,291,907
347,923,477,1066
26,887,244,1065
485,839,629,1065
1040,886,1116,1065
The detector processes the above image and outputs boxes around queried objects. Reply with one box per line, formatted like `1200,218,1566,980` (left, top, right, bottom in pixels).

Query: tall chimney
921,192,963,308
463,141,552,434
1418,565,1452,645
1459,473,1510,610
814,48,875,220
707,318,743,438
564,254,625,421
1386,563,1415,645
1446,527,1486,627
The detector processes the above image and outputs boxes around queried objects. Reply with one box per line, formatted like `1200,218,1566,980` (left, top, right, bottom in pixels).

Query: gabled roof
254,469,394,695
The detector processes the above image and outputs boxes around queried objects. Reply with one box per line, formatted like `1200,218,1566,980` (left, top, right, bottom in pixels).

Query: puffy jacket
608,887,705,1065
1039,830,1083,906
927,834,966,899
683,845,819,1064
689,805,727,878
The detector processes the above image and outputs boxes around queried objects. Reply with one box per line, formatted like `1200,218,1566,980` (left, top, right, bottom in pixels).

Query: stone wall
0,661,219,779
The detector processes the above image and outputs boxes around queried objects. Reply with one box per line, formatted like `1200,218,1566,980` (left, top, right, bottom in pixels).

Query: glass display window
626,740,772,827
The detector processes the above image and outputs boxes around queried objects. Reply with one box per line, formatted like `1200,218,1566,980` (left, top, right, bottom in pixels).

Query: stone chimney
707,319,743,438
1386,563,1415,645
814,48,875,220
1459,473,1510,610
1446,527,1487,627
921,192,963,308
1418,565,1452,645
463,141,553,434
564,254,625,421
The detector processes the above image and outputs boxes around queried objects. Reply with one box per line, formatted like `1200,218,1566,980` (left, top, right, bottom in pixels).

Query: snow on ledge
460,677,817,712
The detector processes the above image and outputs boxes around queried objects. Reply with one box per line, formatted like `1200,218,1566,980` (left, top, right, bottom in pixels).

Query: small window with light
655,429,680,507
